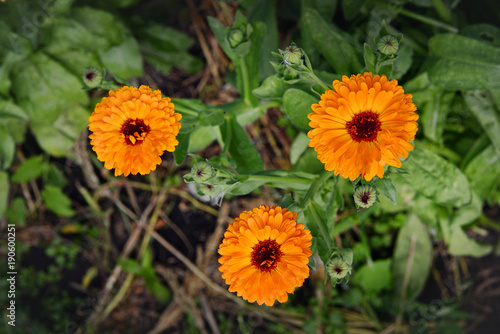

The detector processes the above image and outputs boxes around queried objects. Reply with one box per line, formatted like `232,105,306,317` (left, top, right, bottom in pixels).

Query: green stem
307,202,333,252
306,71,331,91
240,174,314,185
432,0,452,24
299,170,335,208
369,0,458,33
238,56,252,105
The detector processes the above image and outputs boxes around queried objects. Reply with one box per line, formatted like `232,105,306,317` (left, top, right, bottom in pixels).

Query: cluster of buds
184,157,239,206
326,247,353,287
271,42,311,82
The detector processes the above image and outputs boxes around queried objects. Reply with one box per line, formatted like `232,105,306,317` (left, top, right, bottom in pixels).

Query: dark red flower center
346,111,381,142
86,72,95,80
251,240,283,272
361,194,369,203
334,266,343,274
121,118,151,146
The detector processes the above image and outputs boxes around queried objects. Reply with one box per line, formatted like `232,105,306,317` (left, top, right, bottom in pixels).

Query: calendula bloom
218,205,312,306
88,85,181,177
308,72,418,181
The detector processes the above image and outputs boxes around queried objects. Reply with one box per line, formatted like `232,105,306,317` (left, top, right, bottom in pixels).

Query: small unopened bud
377,35,399,55
327,257,351,280
282,43,303,66
200,183,217,196
354,185,377,209
228,29,245,48
82,67,103,88
191,161,214,183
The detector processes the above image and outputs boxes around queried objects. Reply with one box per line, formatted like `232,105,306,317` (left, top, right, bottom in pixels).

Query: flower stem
369,0,458,33
238,56,253,105
241,174,314,185
306,71,331,91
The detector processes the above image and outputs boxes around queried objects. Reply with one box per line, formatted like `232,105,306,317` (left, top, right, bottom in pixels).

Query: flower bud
353,185,377,209
327,257,351,280
191,161,214,183
377,35,399,55
228,29,245,48
282,43,303,66
82,67,103,88
326,248,353,287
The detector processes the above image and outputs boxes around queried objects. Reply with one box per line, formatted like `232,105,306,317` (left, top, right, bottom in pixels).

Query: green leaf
173,132,189,165
363,43,376,73
136,23,194,52
282,88,317,132
53,105,90,140
290,132,310,165
11,51,89,125
450,191,482,228
188,126,217,152
246,0,280,81
465,145,500,203
342,0,367,20
71,7,123,48
0,130,14,170
463,90,500,154
237,21,266,106
303,201,331,267
30,123,77,158
116,258,144,274
302,8,362,74
221,116,263,174
142,48,203,75
280,193,294,208
393,214,432,301
0,100,28,121
41,185,75,217
253,75,288,100
405,72,453,144
393,142,471,207
428,34,500,90
375,176,397,204
230,170,315,196
448,226,493,257
44,17,104,53
294,148,325,174
100,36,143,79
355,259,393,294
0,171,8,217
144,272,171,304
207,16,234,59
463,24,500,47
411,194,440,229
5,197,26,227
11,155,46,183
392,45,413,80
44,163,69,188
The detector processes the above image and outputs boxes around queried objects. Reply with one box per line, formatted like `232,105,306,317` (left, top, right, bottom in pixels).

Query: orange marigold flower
308,72,418,181
88,85,182,177
218,205,312,306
